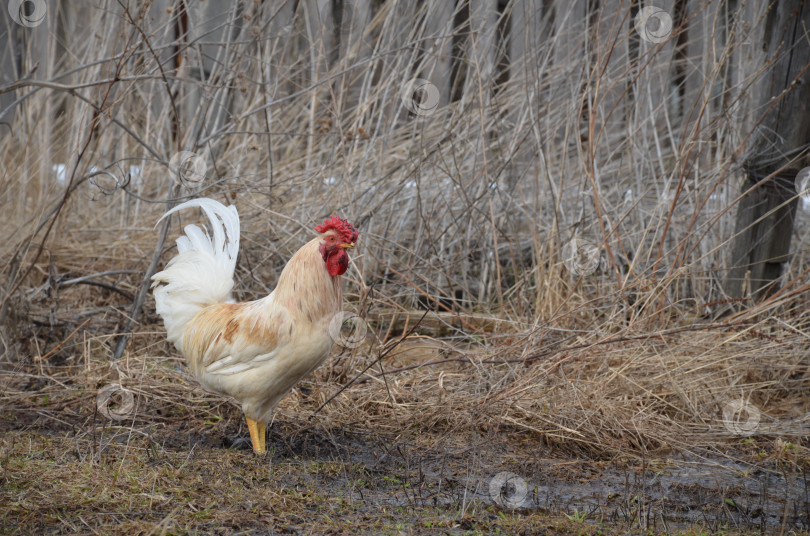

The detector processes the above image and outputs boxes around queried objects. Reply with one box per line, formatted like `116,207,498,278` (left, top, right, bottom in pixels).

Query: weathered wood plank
725,0,810,301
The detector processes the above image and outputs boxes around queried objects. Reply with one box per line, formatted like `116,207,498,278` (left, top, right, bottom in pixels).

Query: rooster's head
316,215,358,277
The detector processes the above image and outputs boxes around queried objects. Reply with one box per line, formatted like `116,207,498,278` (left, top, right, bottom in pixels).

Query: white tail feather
151,198,240,352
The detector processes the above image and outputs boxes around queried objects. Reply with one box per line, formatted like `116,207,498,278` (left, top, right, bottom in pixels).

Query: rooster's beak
340,243,355,249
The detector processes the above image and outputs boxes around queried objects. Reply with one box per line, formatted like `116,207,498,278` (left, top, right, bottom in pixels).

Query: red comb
315,215,358,244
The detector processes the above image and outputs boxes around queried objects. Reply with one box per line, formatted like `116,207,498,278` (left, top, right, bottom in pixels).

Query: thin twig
310,310,428,417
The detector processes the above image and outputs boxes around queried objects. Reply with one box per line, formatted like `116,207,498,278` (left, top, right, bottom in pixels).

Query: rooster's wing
183,296,294,377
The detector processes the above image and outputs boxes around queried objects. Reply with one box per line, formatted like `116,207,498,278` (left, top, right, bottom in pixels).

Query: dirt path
1,414,807,534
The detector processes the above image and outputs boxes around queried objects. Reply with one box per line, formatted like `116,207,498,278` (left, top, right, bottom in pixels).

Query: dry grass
1,0,809,533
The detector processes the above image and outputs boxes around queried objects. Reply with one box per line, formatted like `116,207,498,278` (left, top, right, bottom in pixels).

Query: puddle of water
455,456,809,531
317,439,809,532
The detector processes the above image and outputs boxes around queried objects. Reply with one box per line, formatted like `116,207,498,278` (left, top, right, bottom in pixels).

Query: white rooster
152,198,358,454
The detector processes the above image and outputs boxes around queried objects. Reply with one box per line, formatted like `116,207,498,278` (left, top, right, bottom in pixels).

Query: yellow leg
245,416,267,455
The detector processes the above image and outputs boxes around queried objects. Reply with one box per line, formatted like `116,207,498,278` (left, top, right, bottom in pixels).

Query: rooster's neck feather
271,237,342,322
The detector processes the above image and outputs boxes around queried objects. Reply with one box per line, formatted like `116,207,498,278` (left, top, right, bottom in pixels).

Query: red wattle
325,250,349,276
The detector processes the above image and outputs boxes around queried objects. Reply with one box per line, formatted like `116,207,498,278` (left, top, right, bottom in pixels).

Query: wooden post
725,0,810,301
727,170,798,300
0,8,21,130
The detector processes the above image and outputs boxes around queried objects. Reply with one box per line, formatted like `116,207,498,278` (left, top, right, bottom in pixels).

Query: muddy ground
1,402,808,535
